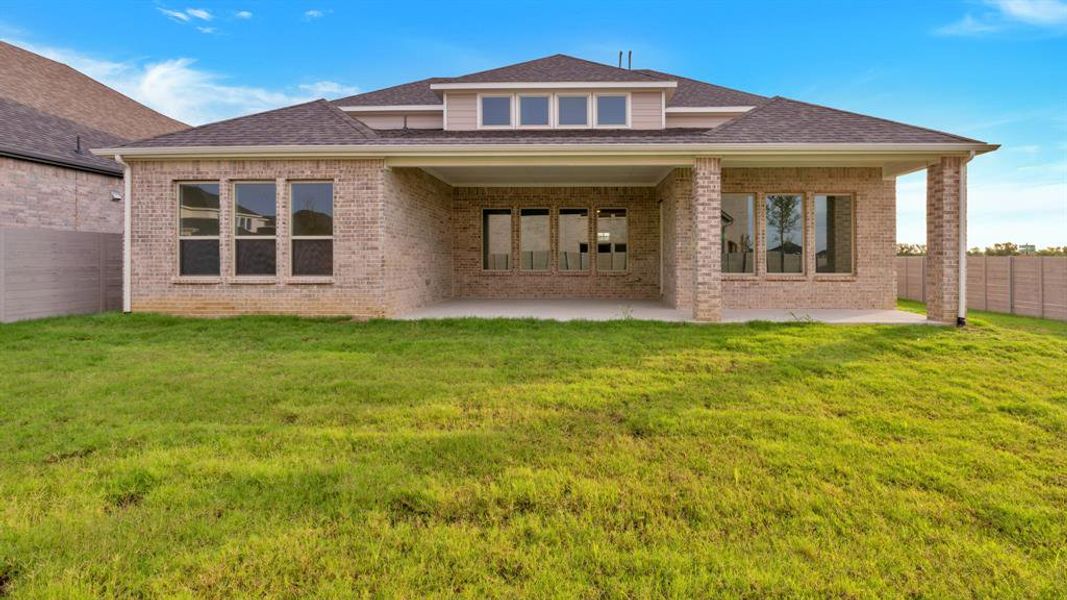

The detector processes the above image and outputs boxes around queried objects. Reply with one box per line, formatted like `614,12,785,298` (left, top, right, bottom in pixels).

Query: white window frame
555,93,592,129
477,93,514,129
593,93,631,129
232,181,277,277
517,94,553,129
289,180,335,278
176,181,221,278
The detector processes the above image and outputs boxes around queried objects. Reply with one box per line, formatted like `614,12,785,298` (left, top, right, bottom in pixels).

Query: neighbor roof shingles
0,97,127,175
703,97,984,144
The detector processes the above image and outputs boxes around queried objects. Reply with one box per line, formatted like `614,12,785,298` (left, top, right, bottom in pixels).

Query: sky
1,0,1064,248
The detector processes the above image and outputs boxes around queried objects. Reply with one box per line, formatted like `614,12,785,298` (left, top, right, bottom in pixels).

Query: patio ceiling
418,164,676,186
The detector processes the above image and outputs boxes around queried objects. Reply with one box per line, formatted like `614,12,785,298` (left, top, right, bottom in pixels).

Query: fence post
1039,256,1045,319
921,256,926,303
983,256,988,311
1008,256,1015,315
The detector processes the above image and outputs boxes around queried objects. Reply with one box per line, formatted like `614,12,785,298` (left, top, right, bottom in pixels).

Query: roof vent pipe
628,50,632,70
75,135,81,154
618,51,623,68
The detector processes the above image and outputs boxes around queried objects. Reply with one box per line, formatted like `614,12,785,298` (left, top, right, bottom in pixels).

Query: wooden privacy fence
0,227,122,323
897,256,1067,321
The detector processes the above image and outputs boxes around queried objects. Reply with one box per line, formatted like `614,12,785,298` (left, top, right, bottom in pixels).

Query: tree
897,243,926,256
766,195,801,271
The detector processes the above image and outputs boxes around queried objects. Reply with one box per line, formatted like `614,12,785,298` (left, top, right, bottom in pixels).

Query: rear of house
95,54,996,323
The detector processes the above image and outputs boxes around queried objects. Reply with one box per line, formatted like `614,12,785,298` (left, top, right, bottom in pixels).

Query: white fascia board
429,81,677,90
339,105,443,112
665,106,755,113
92,142,999,160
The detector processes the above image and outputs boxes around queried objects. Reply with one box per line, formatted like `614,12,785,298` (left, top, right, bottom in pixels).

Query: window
815,194,854,274
765,194,805,274
480,96,511,127
519,208,550,270
596,208,627,271
558,208,589,271
557,95,589,126
482,208,512,270
596,95,627,126
290,182,333,276
234,182,277,276
722,193,755,274
178,183,220,276
519,95,550,127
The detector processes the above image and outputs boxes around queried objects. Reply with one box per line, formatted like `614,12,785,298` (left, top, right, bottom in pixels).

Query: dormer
435,81,676,131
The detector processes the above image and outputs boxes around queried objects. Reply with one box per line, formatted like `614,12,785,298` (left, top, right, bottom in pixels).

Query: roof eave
429,81,678,90
92,142,999,160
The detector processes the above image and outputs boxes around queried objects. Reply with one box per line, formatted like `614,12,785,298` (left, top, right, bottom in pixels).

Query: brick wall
451,186,661,299
925,157,962,323
0,156,122,233
383,167,453,314
128,159,387,317
656,168,693,309
720,167,897,310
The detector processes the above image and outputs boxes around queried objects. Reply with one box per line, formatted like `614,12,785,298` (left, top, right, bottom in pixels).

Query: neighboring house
94,54,996,323
0,41,186,322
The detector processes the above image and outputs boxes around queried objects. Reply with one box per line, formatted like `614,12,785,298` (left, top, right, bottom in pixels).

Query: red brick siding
656,168,694,309
925,157,962,323
383,167,453,314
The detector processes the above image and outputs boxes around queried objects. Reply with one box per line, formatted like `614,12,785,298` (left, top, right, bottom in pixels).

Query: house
93,54,996,323
0,41,186,322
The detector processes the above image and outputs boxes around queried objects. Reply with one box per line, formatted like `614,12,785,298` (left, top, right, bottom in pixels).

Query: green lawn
1,304,1064,598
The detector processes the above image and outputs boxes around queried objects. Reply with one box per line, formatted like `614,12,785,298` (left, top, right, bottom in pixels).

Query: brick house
0,41,185,322
94,55,996,323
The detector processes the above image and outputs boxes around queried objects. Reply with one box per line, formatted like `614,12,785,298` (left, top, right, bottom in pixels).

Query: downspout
957,151,974,327
115,154,132,313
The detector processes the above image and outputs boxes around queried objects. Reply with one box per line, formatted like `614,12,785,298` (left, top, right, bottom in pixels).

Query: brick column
693,157,722,321
926,156,964,323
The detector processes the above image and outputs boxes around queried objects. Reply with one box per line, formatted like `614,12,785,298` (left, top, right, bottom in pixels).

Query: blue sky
2,0,1064,248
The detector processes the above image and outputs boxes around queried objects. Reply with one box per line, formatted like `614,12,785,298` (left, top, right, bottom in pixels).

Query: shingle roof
703,97,984,144
447,54,669,83
333,77,447,106
0,96,126,175
0,41,187,140
121,100,377,148
635,69,767,107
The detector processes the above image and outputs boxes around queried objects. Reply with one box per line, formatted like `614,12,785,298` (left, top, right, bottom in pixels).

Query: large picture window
596,208,627,271
520,208,550,270
290,182,333,276
722,193,755,274
765,194,805,274
815,194,854,274
558,208,589,271
178,182,220,276
234,182,277,276
482,208,512,270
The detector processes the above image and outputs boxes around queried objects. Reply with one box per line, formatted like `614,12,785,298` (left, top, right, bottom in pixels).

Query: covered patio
397,298,932,325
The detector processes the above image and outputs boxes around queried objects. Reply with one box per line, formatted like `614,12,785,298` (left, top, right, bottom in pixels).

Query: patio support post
925,156,965,324
693,156,723,321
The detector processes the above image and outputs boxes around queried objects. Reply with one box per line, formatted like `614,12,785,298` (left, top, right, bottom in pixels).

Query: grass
0,303,1064,598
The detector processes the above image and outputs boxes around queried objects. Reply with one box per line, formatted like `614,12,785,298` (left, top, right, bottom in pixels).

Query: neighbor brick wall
656,168,694,309
128,159,387,317
383,167,453,314
720,167,896,310
925,157,962,323
0,156,122,233
452,186,661,299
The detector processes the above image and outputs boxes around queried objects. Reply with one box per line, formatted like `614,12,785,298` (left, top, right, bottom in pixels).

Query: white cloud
7,40,342,125
185,8,213,21
991,0,1067,25
235,10,253,19
304,9,325,19
196,26,216,34
936,0,1067,35
298,81,359,98
158,8,191,22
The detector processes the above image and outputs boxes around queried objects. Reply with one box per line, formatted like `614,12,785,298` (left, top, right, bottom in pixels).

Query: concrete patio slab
397,299,935,325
